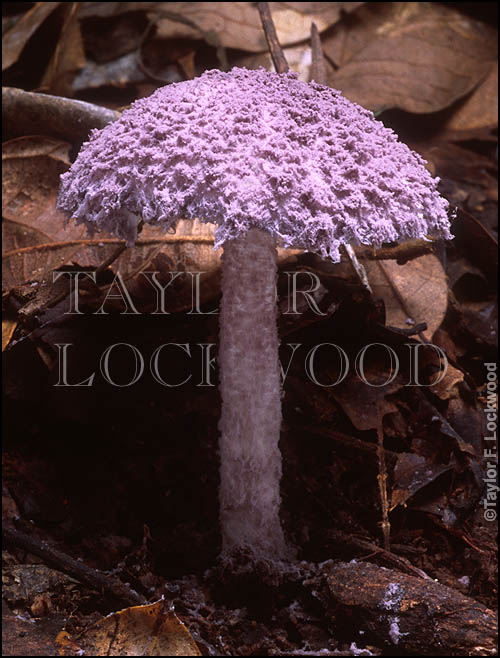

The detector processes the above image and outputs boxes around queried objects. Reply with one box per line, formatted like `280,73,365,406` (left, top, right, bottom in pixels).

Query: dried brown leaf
2,319,17,352
413,142,497,197
79,2,363,51
57,599,201,656
2,218,64,290
324,2,498,113
40,2,86,96
2,234,98,292
364,254,448,340
429,363,464,400
443,61,498,137
2,136,94,290
2,136,77,236
2,2,60,71
3,219,300,310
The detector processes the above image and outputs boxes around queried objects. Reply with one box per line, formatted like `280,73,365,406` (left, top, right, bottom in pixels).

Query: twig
327,531,431,580
300,424,398,463
3,526,147,607
46,222,144,312
3,233,216,260
304,423,392,551
2,87,119,142
310,22,327,83
354,240,435,263
3,236,436,264
257,3,288,74
376,423,391,551
95,220,144,277
344,244,373,293
10,223,145,320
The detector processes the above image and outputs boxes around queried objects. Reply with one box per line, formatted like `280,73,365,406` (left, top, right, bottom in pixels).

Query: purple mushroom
58,67,452,563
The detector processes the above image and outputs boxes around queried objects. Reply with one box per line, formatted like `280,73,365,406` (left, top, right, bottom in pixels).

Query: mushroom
57,67,452,564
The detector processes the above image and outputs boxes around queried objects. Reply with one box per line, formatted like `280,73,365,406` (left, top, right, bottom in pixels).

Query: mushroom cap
58,67,452,261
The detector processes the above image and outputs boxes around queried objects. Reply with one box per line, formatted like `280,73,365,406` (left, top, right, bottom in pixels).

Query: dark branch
310,22,327,84
2,87,119,143
257,3,289,74
3,526,147,607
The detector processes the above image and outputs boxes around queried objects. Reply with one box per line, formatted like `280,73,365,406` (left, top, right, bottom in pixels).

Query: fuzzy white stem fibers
218,228,288,560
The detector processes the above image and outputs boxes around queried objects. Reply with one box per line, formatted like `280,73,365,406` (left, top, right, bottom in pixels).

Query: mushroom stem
218,227,288,560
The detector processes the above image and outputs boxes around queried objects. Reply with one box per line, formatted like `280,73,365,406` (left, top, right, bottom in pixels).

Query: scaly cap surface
58,67,452,261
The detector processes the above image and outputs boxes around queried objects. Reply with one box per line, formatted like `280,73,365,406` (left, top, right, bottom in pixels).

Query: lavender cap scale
58,67,452,261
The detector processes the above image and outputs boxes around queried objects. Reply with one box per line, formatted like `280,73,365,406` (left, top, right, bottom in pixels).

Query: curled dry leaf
2,2,60,71
157,2,364,51
79,1,363,51
324,2,498,113
2,219,73,292
40,1,86,96
364,254,448,340
57,599,201,656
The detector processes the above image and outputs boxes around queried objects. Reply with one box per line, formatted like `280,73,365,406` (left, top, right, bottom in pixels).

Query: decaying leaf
364,254,448,340
330,361,403,431
57,599,201,656
3,564,78,609
2,136,86,289
2,136,76,236
324,2,497,113
2,600,61,657
429,363,464,400
390,452,454,510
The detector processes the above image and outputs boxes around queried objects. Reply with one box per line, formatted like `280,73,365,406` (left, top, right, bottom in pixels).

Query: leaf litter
2,2,498,656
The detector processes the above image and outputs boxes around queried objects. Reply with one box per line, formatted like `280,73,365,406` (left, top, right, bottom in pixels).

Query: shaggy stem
218,228,287,560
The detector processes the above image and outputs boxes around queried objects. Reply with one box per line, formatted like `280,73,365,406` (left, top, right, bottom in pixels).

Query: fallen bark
320,561,497,656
